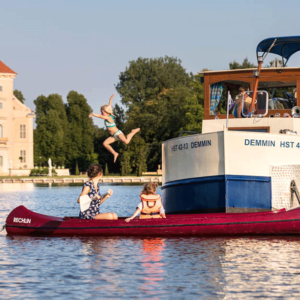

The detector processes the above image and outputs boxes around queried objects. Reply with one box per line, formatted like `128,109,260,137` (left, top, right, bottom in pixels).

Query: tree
131,136,149,176
75,162,80,175
86,151,99,166
180,74,204,134
116,56,193,170
65,91,94,172
34,94,69,167
14,90,25,103
229,58,256,70
120,152,132,175
104,163,109,176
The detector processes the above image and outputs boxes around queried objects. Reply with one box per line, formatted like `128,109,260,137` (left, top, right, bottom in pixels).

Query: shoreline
0,176,162,184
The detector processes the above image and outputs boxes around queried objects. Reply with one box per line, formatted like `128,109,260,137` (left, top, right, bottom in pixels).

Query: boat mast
249,57,263,113
250,38,277,114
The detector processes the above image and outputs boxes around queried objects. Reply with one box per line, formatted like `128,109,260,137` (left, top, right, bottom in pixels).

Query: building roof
0,60,16,74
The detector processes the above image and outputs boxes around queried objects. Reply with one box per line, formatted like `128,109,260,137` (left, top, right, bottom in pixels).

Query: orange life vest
139,194,162,219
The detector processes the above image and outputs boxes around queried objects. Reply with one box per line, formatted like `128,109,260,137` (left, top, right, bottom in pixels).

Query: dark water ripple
1,183,300,299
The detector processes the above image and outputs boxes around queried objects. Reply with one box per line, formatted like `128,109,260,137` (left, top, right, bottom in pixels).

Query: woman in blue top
77,164,118,220
89,94,140,163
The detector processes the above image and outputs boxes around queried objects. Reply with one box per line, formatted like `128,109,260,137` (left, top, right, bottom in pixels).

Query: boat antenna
261,38,277,61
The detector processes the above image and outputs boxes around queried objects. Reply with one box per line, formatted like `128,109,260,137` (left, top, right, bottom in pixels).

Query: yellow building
0,61,35,176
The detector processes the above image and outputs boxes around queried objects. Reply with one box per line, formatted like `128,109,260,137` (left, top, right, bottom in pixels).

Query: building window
0,156,2,167
20,124,26,139
0,125,2,138
0,102,2,109
20,150,26,163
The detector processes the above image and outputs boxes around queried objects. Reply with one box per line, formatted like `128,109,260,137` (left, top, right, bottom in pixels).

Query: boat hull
162,130,300,214
5,205,300,237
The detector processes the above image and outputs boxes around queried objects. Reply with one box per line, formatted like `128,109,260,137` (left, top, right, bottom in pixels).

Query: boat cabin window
258,81,297,110
210,80,250,115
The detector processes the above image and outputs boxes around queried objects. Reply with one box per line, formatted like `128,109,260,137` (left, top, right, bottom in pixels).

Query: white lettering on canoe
13,217,31,224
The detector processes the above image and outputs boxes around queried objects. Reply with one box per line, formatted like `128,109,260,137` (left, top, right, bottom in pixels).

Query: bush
75,163,80,175
30,167,57,176
105,163,109,176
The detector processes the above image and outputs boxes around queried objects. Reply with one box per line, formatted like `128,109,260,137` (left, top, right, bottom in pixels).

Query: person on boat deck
125,182,166,222
77,164,118,220
234,86,252,118
89,94,140,163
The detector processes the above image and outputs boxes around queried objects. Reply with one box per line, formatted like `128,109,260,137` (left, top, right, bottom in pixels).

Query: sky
1,0,300,127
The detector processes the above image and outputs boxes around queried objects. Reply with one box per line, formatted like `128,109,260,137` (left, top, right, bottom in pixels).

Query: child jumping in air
89,94,140,163
125,182,166,222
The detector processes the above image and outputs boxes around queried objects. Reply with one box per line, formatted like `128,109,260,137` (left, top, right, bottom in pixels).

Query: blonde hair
100,105,115,116
140,182,158,195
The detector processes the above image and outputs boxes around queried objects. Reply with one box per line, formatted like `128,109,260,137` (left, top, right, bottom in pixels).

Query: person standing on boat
234,86,252,118
77,164,118,220
125,182,166,222
89,94,140,163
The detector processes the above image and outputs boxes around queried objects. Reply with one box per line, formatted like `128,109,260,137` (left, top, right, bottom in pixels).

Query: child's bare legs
118,128,140,145
103,137,119,163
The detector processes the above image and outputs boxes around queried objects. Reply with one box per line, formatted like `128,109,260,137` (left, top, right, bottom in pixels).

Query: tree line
28,57,257,175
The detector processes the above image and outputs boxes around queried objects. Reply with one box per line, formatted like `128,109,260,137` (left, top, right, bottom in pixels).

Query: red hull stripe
6,218,300,230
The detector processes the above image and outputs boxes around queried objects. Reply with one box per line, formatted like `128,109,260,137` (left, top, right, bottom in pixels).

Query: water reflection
0,183,34,192
139,238,165,297
2,234,300,299
2,185,300,298
219,237,300,299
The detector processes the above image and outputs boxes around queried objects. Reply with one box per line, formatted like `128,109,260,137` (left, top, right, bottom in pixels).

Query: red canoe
5,205,300,237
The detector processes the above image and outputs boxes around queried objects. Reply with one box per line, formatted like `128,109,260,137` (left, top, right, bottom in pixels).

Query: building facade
0,61,35,176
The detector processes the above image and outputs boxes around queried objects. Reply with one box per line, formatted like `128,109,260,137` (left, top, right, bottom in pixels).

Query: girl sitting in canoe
77,164,118,220
89,94,140,163
125,182,166,222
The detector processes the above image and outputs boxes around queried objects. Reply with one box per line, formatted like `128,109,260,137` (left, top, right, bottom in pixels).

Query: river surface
1,183,300,299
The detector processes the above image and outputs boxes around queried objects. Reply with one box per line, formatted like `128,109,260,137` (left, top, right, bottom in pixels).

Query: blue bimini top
257,36,300,66
104,115,116,128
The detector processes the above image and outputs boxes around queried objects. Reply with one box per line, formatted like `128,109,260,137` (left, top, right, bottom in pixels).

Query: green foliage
75,162,80,175
34,94,69,167
131,136,149,176
104,163,109,176
180,74,204,134
66,91,94,171
34,91,95,173
119,136,148,175
14,90,25,103
86,152,99,166
116,56,194,170
30,167,57,176
33,56,207,174
229,58,256,70
120,151,132,175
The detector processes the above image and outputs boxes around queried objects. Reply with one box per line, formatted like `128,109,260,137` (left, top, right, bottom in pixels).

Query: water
1,183,300,299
